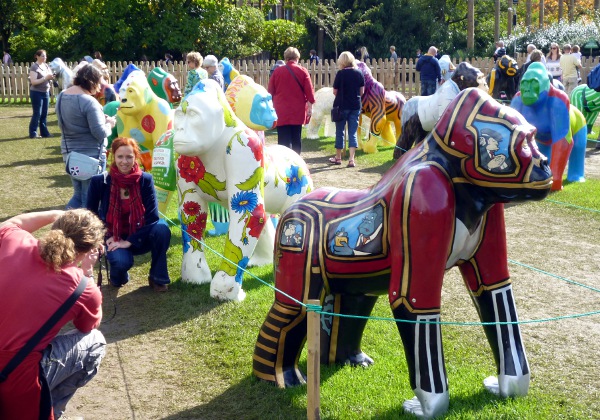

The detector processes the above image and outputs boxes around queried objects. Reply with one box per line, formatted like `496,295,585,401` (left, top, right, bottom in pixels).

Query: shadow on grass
0,156,64,168
162,375,308,420
0,204,70,222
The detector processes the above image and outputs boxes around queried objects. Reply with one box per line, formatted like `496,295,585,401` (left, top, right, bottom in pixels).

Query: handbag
65,151,101,181
57,94,103,181
331,106,343,122
285,64,312,124
331,82,344,122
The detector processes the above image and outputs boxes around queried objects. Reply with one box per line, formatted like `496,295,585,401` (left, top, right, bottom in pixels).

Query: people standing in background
416,46,442,96
560,44,581,96
309,49,320,65
184,52,208,96
28,49,56,139
164,53,174,65
94,51,103,62
546,42,562,82
572,45,582,83
268,47,315,155
202,55,225,91
359,46,370,62
57,64,115,209
525,44,546,64
493,41,506,62
390,46,398,60
329,51,365,168
3,50,12,66
416,49,422,59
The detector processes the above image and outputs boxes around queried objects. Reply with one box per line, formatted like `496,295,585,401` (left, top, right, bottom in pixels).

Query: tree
299,0,352,58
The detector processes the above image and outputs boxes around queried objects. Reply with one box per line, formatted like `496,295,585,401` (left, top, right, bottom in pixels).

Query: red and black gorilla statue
253,88,553,418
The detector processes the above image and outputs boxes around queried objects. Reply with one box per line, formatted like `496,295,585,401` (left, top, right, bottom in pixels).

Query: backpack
587,63,600,92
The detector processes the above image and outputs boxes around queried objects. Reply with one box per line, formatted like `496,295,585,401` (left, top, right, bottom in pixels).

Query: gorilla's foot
342,350,374,368
282,367,307,387
403,389,449,419
484,374,529,398
210,271,246,301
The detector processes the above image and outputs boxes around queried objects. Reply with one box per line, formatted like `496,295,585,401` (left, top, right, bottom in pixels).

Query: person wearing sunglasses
546,42,562,82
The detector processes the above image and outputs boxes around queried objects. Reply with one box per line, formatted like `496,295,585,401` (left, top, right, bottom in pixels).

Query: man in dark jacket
416,46,442,96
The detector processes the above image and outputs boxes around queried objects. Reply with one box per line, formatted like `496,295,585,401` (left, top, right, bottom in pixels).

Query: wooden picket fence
1,56,599,104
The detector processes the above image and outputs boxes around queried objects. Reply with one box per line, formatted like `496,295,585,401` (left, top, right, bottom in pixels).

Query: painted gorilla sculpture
306,87,337,139
356,62,406,153
393,62,487,159
511,62,587,189
252,88,553,418
307,87,372,140
48,58,73,91
219,57,240,90
224,75,277,132
487,55,519,102
173,79,313,301
571,84,600,147
148,67,182,108
116,75,174,170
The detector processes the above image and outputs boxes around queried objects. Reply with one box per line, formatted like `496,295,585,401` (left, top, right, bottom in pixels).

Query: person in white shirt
559,43,582,96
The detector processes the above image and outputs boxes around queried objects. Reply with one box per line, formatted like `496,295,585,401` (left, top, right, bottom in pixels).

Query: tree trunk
467,0,474,50
507,0,513,36
495,0,500,42
558,0,563,22
539,0,544,29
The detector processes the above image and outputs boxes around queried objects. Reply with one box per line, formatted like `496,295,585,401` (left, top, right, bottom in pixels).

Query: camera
52,72,59,88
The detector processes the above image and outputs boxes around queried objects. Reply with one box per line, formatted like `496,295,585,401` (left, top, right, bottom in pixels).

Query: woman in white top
545,42,562,82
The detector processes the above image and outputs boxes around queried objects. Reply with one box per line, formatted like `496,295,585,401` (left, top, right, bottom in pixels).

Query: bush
261,20,308,60
502,19,600,56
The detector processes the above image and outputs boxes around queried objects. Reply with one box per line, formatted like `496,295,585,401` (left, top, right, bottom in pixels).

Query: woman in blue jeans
28,49,56,138
329,51,365,167
87,137,171,292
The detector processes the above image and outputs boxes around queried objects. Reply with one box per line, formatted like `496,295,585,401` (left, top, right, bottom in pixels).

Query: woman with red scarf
86,137,171,292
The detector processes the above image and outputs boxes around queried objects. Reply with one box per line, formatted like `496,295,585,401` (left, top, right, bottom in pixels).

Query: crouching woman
86,137,171,292
0,209,107,419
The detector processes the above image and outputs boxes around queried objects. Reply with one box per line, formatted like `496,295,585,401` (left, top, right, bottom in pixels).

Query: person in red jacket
268,46,316,155
0,209,106,419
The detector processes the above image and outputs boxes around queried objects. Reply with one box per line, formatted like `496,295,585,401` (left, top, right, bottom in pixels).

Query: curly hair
38,209,106,271
187,52,203,67
73,63,103,93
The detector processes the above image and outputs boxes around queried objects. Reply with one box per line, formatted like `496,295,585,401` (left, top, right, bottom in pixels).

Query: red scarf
106,162,145,239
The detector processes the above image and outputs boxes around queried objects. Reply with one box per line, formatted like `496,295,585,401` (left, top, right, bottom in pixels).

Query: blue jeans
29,90,50,137
335,109,360,149
64,154,106,209
41,329,105,419
107,221,171,286
420,80,437,96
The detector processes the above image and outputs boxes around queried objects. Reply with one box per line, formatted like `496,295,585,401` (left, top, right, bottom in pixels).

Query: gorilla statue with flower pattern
173,79,313,301
253,88,553,418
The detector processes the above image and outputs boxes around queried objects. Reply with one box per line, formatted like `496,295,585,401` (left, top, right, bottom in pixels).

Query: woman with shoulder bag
57,63,116,209
329,51,365,167
268,46,316,155
28,49,57,139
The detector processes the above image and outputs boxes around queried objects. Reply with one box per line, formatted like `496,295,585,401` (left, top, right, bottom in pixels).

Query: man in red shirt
0,209,106,419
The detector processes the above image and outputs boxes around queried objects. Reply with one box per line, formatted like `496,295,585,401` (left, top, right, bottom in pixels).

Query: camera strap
0,276,88,383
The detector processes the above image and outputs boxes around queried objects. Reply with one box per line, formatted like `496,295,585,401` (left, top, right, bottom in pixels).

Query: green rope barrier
544,198,600,214
158,181,599,326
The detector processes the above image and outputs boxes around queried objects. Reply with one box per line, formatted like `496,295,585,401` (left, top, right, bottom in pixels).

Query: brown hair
38,209,105,271
187,51,203,67
34,50,47,60
73,63,103,93
530,49,543,62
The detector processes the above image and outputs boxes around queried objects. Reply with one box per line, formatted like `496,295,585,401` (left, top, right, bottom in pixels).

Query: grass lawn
1,104,599,419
